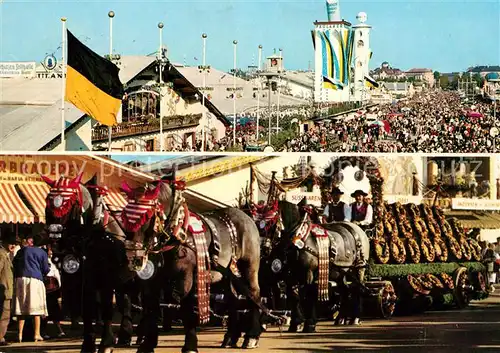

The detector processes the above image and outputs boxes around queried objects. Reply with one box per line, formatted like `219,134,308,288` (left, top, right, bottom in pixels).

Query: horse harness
120,180,240,324
287,207,366,302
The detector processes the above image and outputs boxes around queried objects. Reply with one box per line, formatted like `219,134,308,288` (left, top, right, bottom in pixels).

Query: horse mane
278,200,302,232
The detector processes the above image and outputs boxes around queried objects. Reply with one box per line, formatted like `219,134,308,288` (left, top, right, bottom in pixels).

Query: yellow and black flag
65,30,123,126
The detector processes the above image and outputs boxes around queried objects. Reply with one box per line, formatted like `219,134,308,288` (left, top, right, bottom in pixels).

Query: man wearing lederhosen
322,187,350,223
346,190,372,325
349,190,373,226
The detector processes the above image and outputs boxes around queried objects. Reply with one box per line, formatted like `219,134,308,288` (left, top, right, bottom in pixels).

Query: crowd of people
280,91,497,152
0,234,65,346
186,90,495,153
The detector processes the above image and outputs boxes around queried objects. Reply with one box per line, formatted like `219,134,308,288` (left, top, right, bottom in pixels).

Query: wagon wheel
377,282,397,319
453,267,472,309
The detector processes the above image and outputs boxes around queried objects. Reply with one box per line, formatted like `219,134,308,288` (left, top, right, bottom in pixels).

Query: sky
0,0,498,73
111,154,177,164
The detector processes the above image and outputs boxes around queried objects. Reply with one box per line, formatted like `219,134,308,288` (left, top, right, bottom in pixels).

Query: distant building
467,66,500,77
405,68,435,87
381,82,415,98
0,61,91,151
281,71,314,99
370,62,405,81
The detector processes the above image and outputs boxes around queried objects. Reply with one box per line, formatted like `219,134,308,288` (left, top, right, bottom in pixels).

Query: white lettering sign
384,195,422,205
286,190,322,206
0,62,36,78
452,198,500,211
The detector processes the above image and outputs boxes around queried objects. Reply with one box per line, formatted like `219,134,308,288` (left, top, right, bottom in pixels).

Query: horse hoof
302,325,316,333
335,319,345,326
116,340,131,347
261,324,267,332
242,337,259,349
98,348,113,353
288,323,303,333
221,336,239,348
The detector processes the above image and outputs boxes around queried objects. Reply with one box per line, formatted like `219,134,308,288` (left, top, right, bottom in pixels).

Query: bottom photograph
0,153,499,353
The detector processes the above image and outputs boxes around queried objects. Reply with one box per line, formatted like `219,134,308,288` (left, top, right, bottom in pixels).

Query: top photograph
0,0,498,153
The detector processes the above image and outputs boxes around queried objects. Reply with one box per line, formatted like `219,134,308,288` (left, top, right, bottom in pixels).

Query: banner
452,198,500,211
0,62,36,78
0,156,86,184
285,190,322,206
384,195,422,205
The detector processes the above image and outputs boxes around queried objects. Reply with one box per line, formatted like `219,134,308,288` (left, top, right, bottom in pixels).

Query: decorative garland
440,273,454,289
367,261,486,278
468,239,482,261
390,236,406,264
390,203,420,263
424,273,444,288
406,204,435,263
448,218,472,261
374,237,390,264
407,274,430,295
433,237,449,262
417,274,434,290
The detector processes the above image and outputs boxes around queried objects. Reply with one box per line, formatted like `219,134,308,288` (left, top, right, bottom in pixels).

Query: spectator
12,235,49,342
0,234,15,346
41,246,65,339
483,242,498,292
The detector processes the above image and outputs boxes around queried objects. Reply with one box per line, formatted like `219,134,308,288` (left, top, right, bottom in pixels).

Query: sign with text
0,157,83,184
452,198,500,211
0,62,36,78
384,195,422,205
285,190,322,207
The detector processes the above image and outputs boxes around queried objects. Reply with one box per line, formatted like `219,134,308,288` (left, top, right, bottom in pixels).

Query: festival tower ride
312,0,374,104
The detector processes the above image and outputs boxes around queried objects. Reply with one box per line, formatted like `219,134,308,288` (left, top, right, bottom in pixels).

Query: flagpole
158,22,164,152
277,48,282,134
201,33,207,152
233,40,237,146
256,44,262,141
108,10,115,152
61,18,67,150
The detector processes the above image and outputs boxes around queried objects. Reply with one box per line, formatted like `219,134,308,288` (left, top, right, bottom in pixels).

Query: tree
433,71,441,81
449,74,460,90
472,73,484,87
439,75,449,89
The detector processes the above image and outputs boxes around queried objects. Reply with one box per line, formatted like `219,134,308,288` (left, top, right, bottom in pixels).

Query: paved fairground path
6,289,500,353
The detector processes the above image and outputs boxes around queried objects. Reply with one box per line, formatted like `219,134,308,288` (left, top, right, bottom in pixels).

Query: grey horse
121,176,263,353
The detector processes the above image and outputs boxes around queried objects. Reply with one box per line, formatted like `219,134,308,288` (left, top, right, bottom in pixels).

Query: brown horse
43,173,132,353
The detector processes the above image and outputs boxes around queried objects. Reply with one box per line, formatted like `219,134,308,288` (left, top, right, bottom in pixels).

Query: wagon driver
322,187,350,223
349,190,373,226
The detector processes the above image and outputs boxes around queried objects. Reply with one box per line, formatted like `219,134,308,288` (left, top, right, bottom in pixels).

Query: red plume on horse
120,181,164,233
42,173,84,218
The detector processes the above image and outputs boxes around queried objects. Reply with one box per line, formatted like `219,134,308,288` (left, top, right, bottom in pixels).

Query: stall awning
446,211,500,229
17,183,50,223
0,183,36,223
105,188,127,213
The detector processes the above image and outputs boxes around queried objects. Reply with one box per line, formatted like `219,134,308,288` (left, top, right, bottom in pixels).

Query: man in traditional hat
349,190,373,226
322,187,350,223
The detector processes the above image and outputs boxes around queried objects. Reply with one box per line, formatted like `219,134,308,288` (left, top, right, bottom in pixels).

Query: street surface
7,290,500,353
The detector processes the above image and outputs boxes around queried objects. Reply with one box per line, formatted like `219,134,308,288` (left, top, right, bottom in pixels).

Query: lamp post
158,22,164,151
232,40,237,146
268,76,272,146
256,44,262,141
277,48,282,133
61,17,67,150
108,10,115,152
201,33,208,152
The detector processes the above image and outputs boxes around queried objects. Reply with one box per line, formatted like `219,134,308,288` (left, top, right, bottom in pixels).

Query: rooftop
176,65,308,115
0,77,86,151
